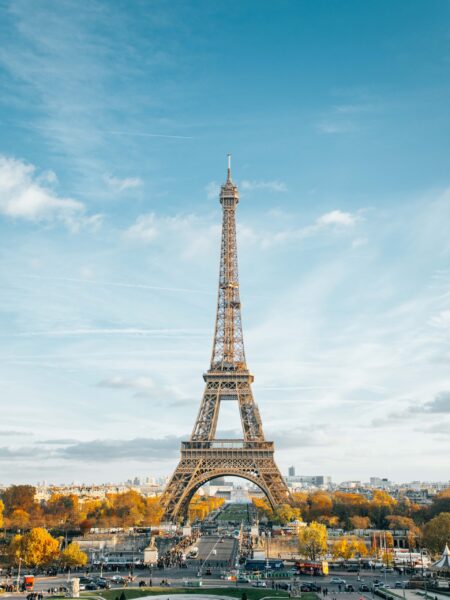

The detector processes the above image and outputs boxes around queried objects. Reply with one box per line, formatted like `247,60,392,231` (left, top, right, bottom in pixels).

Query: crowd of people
156,531,199,569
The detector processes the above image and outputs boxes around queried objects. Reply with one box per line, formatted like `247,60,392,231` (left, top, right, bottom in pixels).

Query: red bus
295,561,329,576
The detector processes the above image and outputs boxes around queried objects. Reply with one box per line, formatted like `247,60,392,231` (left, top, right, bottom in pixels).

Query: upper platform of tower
220,155,239,206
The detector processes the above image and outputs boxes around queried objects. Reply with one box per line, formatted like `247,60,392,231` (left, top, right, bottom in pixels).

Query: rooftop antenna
227,153,232,181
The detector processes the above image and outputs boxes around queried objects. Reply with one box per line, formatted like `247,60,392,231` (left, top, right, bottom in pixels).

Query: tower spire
214,156,243,370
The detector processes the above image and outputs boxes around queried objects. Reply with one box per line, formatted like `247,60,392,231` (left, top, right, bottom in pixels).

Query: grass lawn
81,587,319,600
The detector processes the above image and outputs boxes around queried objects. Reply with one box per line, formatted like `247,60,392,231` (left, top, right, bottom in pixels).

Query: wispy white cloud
205,181,220,200
429,310,450,330
124,212,221,260
9,327,208,338
0,155,102,231
317,209,358,227
18,274,212,295
241,180,287,192
104,174,142,192
317,121,355,134
352,237,368,248
124,208,361,253
98,375,155,391
104,130,192,140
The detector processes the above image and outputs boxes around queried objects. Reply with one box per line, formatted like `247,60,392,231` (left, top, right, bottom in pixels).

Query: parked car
395,581,406,588
330,577,346,585
303,582,321,592
252,581,267,588
95,578,111,589
85,583,99,591
237,577,250,583
359,584,370,592
111,575,126,584
345,584,355,592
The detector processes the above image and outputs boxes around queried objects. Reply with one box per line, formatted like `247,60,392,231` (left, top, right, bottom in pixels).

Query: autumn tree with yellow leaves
60,542,88,567
0,498,4,528
298,521,328,560
332,536,368,559
189,495,224,522
9,528,60,567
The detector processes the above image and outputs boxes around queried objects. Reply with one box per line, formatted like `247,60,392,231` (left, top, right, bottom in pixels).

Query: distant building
288,466,296,477
285,475,331,489
74,531,152,566
370,477,391,488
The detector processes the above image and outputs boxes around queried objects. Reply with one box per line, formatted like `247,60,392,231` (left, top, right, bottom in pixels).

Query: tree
298,521,328,560
252,497,273,521
1,485,36,514
386,515,421,542
333,536,368,559
369,491,397,528
45,494,80,529
350,516,372,530
79,519,95,535
309,493,333,520
273,504,302,525
423,512,450,554
61,542,88,567
9,508,30,530
0,498,4,528
317,515,340,527
145,497,164,526
428,489,450,518
9,527,60,567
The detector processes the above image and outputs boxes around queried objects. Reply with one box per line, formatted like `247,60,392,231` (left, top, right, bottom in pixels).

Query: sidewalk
403,589,449,600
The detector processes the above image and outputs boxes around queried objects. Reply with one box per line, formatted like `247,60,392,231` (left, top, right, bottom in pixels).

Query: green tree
423,512,450,554
298,521,328,560
60,542,88,567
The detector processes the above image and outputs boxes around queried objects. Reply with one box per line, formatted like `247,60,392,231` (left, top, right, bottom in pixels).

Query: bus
295,561,329,576
245,559,285,572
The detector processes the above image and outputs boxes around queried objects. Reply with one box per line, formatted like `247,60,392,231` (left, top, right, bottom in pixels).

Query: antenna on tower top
227,154,232,181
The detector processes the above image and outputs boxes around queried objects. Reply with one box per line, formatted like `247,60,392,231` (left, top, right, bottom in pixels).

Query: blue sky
0,0,449,485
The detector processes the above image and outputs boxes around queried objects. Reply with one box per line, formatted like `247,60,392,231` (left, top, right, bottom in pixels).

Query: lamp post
16,557,22,592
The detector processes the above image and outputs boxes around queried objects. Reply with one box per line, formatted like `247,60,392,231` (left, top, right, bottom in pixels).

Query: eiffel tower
161,157,291,522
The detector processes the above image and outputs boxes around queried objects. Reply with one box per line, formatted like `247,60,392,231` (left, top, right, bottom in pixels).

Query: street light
16,557,22,592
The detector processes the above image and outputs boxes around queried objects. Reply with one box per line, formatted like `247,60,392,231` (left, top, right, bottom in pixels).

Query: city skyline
1,1,450,484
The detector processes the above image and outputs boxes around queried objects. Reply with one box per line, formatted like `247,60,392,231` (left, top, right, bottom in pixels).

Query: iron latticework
161,158,291,522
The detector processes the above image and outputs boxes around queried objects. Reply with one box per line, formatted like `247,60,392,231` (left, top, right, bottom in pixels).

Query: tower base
160,439,290,522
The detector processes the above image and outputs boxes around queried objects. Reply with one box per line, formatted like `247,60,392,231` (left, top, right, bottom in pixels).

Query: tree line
0,486,223,533
252,488,450,530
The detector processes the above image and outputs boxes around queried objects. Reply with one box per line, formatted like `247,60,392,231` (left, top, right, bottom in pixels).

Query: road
0,565,413,595
196,535,239,569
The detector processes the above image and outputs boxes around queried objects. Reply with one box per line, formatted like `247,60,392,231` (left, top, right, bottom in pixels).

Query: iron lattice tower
161,157,291,522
